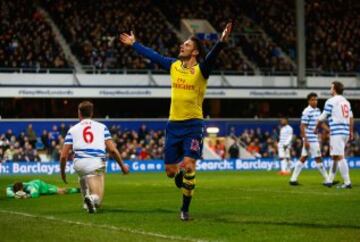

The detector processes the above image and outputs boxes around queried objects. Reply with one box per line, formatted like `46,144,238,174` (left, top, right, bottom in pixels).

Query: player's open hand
121,164,130,175
313,127,318,134
120,31,136,46
220,22,233,42
349,131,354,141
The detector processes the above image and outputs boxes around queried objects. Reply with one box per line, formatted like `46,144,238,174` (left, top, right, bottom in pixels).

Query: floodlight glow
206,127,220,134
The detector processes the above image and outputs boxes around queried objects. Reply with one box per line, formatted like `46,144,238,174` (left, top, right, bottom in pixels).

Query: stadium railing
1,67,359,77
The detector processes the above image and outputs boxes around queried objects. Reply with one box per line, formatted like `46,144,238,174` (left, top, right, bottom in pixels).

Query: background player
60,101,129,213
278,118,293,175
315,81,353,188
120,23,232,220
290,93,329,185
6,179,80,199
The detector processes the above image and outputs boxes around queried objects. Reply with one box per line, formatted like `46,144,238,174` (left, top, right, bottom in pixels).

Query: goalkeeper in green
6,179,80,199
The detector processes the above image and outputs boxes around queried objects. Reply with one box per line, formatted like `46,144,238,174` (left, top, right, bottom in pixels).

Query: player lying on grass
60,101,129,214
6,179,80,199
120,23,232,220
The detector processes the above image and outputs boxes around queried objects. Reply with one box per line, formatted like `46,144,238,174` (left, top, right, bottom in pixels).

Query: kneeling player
60,101,129,213
290,93,329,185
6,179,80,199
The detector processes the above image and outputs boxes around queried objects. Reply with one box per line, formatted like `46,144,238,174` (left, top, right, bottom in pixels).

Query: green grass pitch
0,170,359,242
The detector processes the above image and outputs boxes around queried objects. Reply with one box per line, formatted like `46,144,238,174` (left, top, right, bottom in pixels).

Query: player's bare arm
314,120,321,134
105,139,129,174
60,144,72,184
349,117,354,141
300,123,309,149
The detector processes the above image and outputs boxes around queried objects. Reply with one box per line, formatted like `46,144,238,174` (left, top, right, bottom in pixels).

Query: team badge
190,139,200,151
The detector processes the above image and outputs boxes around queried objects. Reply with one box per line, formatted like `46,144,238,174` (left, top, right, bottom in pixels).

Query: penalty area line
0,209,207,242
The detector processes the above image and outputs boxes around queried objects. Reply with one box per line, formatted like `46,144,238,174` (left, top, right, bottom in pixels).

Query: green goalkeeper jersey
6,179,58,198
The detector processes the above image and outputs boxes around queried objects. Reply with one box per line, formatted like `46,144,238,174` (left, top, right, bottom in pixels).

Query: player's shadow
213,217,360,230
100,207,174,215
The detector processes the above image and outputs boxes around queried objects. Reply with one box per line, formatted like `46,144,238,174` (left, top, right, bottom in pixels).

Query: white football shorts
278,144,291,159
73,158,105,177
330,135,348,156
301,142,321,158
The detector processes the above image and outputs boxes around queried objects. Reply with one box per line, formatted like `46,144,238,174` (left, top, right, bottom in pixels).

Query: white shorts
74,158,106,177
301,142,321,158
330,135,348,156
278,144,290,159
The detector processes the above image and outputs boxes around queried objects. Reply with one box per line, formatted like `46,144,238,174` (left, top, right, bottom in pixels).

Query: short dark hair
190,36,205,61
13,182,23,193
78,101,94,118
307,92,318,101
332,81,344,95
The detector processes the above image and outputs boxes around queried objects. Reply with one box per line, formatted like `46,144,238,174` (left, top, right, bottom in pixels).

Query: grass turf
0,170,359,242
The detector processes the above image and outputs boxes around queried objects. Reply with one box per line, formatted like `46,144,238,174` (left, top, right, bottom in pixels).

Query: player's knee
183,158,196,173
315,158,322,163
183,163,195,173
166,172,176,178
300,157,307,163
165,167,177,178
332,155,342,161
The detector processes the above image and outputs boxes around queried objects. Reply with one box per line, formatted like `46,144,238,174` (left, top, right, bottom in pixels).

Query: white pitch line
232,187,347,196
0,209,208,242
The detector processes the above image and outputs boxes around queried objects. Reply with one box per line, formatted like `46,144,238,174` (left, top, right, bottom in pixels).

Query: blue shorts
164,119,204,165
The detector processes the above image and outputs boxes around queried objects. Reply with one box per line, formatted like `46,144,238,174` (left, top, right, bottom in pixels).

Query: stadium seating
239,128,360,158
305,0,360,73
156,0,295,72
0,123,165,162
0,0,69,69
244,0,360,73
0,121,359,162
0,0,359,73
43,0,180,70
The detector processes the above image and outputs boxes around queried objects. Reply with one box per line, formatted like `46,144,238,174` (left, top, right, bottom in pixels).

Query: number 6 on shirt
83,126,94,143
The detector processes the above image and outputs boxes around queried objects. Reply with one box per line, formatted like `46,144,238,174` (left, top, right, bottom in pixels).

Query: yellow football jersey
169,60,208,121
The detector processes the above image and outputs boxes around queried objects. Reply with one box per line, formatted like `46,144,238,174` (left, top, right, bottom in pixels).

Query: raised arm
200,22,232,79
120,31,176,71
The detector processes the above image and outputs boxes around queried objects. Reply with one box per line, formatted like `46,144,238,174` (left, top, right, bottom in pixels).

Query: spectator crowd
0,0,69,69
0,123,165,162
238,127,360,159
0,122,359,162
1,0,358,73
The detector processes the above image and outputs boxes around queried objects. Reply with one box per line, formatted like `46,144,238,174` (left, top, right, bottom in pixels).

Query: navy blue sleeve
132,42,177,71
199,41,226,79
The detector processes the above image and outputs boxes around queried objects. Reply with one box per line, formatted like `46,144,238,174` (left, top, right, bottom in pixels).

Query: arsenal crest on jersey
190,139,200,151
